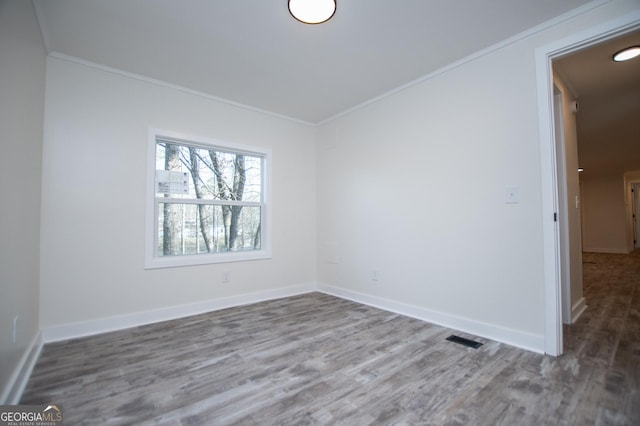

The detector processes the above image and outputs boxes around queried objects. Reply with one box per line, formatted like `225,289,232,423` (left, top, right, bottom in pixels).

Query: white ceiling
554,30,640,100
34,0,595,124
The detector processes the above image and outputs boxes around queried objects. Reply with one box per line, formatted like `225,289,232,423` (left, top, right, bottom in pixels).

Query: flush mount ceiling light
613,46,640,62
288,0,336,24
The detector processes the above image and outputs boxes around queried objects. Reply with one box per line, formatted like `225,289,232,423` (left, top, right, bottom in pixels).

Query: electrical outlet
505,186,519,204
372,269,380,282
222,272,231,283
12,316,18,344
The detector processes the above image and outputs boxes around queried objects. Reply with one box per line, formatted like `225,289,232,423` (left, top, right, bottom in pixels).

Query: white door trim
634,183,640,249
535,11,640,356
552,86,572,325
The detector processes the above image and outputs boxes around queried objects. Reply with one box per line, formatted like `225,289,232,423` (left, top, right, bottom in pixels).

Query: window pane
157,203,261,256
155,141,262,202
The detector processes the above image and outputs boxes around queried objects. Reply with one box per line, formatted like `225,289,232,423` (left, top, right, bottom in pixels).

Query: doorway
536,12,640,356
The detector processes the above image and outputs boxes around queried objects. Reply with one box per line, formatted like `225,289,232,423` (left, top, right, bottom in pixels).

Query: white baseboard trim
571,297,587,323
583,247,629,254
42,283,316,343
1,331,43,404
319,284,545,354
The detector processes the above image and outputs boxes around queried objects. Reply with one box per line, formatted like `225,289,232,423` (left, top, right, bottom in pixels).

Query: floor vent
446,335,483,349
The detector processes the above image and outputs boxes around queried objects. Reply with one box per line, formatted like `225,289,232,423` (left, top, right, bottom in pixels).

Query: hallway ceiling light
612,46,640,62
288,0,336,24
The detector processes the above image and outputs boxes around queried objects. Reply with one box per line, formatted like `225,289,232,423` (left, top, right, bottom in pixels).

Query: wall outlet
505,186,519,204
222,272,231,283
12,316,18,344
371,269,380,282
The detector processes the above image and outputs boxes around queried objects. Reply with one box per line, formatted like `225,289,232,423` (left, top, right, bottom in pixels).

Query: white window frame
145,128,271,269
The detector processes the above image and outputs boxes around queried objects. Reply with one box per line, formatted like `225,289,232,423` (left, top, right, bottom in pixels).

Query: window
145,129,270,268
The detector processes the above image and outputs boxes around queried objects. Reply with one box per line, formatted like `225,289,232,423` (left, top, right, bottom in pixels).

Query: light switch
505,186,519,204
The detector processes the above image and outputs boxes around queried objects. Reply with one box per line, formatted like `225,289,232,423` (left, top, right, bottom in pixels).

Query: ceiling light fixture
288,0,336,24
612,46,640,62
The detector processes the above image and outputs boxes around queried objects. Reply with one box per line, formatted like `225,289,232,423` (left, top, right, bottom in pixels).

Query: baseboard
583,247,629,254
318,284,545,354
42,283,316,343
571,297,587,323
1,332,43,404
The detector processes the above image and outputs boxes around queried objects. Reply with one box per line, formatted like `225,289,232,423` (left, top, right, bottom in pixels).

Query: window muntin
146,130,270,268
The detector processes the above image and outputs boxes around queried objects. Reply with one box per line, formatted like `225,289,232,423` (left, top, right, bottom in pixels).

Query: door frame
552,85,573,325
535,11,640,356
625,173,640,251
634,183,640,249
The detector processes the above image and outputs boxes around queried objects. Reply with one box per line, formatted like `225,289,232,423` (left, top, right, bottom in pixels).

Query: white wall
316,0,639,352
0,0,46,401
581,174,628,253
39,57,317,332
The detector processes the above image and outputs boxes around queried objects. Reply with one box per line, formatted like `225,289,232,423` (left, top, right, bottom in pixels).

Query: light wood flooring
21,252,640,425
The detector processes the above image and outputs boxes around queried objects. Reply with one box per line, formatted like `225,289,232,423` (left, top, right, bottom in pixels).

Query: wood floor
21,252,640,425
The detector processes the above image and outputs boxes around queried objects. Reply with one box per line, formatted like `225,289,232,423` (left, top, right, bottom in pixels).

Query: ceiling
554,30,640,177
33,0,595,124
554,31,640,100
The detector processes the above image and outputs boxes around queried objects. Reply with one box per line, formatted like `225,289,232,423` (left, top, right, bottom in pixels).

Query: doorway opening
536,12,640,356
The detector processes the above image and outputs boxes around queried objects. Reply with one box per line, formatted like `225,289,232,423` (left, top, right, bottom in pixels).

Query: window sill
144,249,272,269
